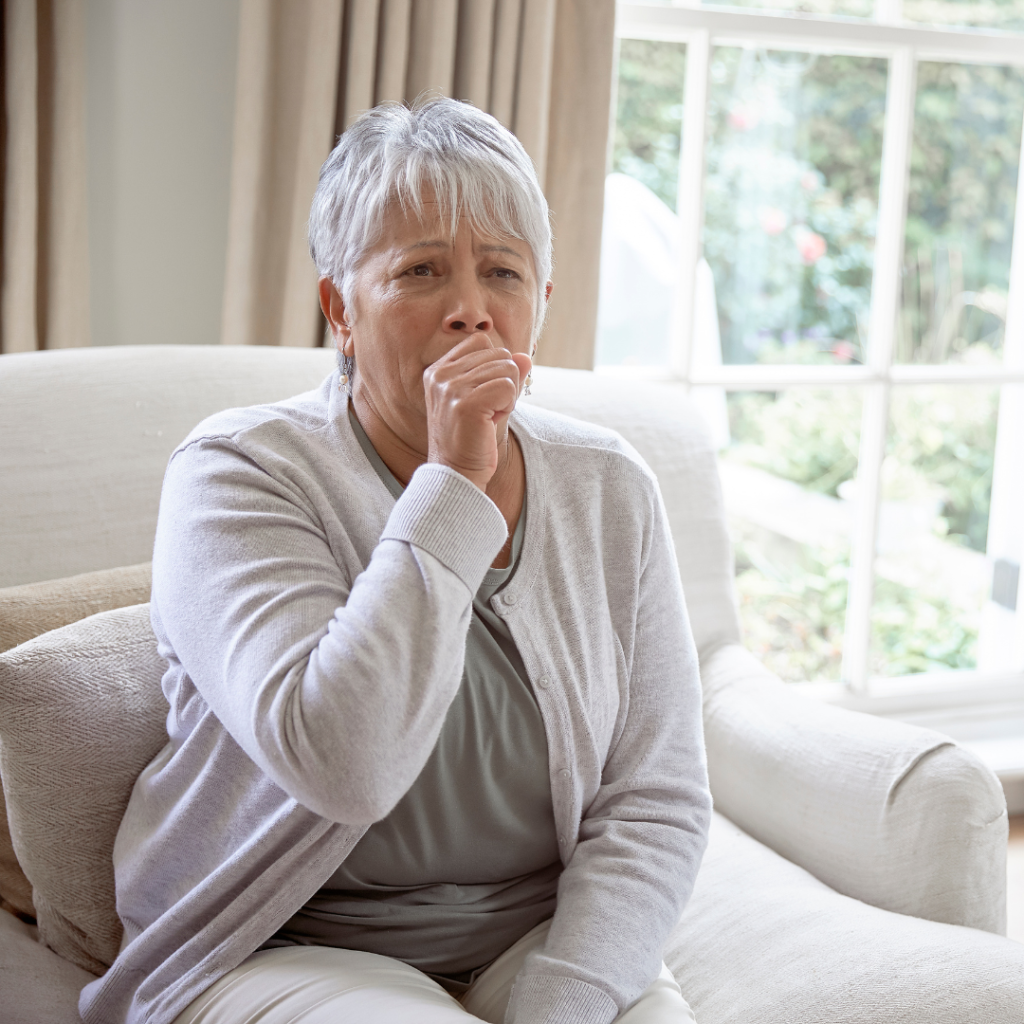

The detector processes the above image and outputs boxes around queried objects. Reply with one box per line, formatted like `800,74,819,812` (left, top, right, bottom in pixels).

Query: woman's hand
423,333,532,491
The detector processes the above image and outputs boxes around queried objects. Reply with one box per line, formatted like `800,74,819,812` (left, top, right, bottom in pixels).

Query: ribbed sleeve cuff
505,976,619,1024
381,462,507,594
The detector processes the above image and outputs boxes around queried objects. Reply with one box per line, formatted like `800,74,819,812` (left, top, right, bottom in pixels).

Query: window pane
718,387,863,682
898,62,1024,365
902,0,1024,31
705,48,886,367
869,386,1000,676
597,38,687,367
611,38,687,211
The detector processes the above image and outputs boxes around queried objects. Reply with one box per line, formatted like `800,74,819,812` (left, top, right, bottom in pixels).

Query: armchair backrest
0,346,337,588
0,345,740,658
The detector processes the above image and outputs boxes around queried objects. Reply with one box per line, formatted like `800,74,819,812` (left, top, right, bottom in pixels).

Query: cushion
701,642,1009,934
0,907,93,1024
0,561,153,923
0,604,168,974
667,812,1024,1023
0,561,152,654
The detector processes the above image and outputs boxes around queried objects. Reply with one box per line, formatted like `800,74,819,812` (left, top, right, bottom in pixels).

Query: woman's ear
318,278,353,355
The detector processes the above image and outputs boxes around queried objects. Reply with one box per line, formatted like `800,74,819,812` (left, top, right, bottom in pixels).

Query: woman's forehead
376,199,531,258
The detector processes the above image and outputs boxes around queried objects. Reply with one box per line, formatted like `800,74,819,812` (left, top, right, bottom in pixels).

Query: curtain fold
221,0,344,348
222,0,614,367
541,0,616,369
1,0,90,354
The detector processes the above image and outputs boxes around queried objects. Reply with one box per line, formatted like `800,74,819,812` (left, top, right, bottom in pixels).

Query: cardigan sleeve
506,477,712,1024
151,433,507,825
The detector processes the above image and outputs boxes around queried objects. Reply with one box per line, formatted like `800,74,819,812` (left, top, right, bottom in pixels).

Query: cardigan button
559,767,571,778
504,593,517,605
537,675,550,688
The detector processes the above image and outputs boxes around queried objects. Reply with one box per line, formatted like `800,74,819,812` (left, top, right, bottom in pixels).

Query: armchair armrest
700,643,1008,934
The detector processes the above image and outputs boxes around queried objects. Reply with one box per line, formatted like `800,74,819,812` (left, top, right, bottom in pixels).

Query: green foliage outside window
726,380,860,498
900,62,1024,362
703,48,886,365
885,386,998,554
728,384,997,552
727,385,996,680
612,40,686,210
734,533,979,680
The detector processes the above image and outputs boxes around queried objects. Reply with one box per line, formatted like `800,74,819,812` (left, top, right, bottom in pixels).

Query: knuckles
424,351,521,403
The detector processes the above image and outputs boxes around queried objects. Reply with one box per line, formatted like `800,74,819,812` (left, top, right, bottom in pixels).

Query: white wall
86,0,240,347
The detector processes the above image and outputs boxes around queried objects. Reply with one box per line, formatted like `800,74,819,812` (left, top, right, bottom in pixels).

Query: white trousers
173,919,696,1024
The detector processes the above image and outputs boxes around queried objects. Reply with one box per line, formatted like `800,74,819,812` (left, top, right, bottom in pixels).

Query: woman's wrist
382,462,508,594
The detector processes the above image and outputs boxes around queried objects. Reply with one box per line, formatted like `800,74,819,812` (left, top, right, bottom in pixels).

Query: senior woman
79,97,711,1024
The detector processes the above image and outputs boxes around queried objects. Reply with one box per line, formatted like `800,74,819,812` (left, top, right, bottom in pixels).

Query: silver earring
337,351,354,396
523,372,533,396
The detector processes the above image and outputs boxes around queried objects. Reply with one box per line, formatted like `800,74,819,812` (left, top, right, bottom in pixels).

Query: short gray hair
308,96,552,335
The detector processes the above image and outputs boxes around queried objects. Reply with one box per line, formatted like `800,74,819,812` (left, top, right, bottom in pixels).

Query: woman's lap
172,920,695,1024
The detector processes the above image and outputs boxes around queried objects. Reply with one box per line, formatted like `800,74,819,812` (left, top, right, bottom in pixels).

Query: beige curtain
0,0,90,354
221,0,615,369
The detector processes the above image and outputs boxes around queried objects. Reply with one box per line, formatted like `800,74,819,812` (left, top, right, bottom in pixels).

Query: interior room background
1,0,1022,852
1,0,612,369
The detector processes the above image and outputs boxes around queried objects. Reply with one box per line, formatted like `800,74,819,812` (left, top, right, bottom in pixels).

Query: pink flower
795,229,827,264
832,341,855,362
728,105,759,131
759,207,788,235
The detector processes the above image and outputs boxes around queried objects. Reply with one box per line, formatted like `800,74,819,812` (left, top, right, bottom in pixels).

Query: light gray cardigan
79,375,711,1024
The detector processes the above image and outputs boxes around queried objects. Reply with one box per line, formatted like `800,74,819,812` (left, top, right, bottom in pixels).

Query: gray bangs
308,96,552,335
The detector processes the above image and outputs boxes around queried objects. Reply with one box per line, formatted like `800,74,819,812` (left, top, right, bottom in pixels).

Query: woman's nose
443,279,493,335
446,313,492,333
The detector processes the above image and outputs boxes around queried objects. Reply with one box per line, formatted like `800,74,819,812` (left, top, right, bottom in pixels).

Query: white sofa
0,344,1021,1023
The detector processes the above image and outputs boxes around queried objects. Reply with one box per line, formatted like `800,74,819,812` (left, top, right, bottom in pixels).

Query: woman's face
324,196,550,451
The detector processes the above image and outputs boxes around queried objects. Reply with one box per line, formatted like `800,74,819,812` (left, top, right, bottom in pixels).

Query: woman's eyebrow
400,240,449,254
478,244,525,260
399,240,525,260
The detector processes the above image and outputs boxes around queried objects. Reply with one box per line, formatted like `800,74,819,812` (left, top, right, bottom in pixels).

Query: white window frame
613,2,1024,719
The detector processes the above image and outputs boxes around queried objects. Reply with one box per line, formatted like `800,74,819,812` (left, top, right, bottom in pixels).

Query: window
601,2,1024,734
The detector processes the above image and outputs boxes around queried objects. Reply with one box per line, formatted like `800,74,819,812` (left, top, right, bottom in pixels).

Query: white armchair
0,345,1020,1023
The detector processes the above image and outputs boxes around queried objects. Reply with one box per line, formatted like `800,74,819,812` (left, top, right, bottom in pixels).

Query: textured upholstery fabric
0,345,336,587
0,907,93,1024
522,369,741,660
0,561,152,653
702,643,1009,934
667,813,1024,1024
0,794,34,919
0,562,152,921
0,604,167,974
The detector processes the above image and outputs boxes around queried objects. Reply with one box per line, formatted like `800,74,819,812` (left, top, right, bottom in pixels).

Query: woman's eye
494,268,520,280
407,264,432,277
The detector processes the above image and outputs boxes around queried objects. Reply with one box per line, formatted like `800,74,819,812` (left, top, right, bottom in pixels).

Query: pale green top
266,409,561,985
